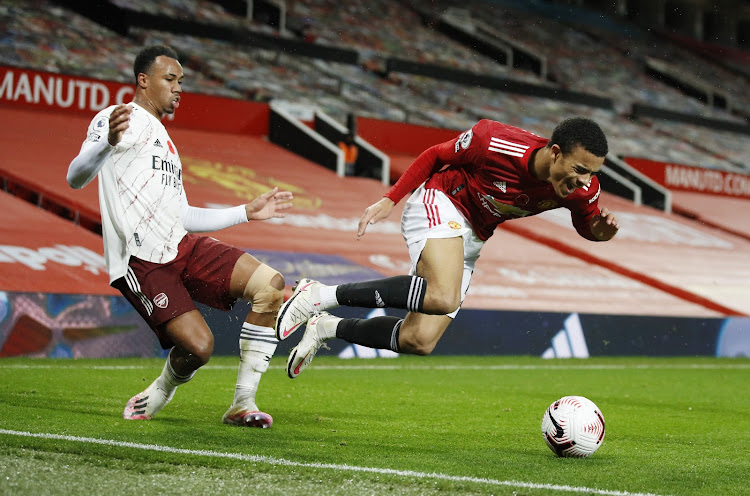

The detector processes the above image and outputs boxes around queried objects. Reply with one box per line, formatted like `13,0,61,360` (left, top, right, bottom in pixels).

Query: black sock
336,316,404,352
336,276,426,312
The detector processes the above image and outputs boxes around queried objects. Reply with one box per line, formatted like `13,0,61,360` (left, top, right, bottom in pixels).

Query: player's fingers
357,209,374,238
112,120,130,132
369,210,386,224
110,104,130,121
262,187,279,199
110,113,130,132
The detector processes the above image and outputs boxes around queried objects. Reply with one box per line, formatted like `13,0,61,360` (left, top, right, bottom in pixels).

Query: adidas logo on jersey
494,181,507,193
154,139,163,148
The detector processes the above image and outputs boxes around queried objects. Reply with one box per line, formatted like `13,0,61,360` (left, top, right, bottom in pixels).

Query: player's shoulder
88,105,118,132
454,119,497,151
474,120,546,145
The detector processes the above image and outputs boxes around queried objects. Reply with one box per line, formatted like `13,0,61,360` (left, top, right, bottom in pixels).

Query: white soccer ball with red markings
541,396,605,458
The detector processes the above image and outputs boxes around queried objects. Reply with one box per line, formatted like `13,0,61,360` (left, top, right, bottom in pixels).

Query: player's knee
398,330,438,356
400,335,437,356
244,264,284,314
424,291,460,315
187,334,213,367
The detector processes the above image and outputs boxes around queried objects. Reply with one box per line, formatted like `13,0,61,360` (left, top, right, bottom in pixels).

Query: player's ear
550,143,562,162
136,72,149,90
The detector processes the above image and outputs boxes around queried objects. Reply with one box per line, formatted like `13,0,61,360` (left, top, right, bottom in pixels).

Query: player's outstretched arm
245,187,294,221
589,207,619,241
67,104,132,189
67,139,112,189
357,197,395,239
180,187,292,233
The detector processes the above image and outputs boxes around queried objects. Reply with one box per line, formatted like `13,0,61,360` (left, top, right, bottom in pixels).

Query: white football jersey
82,102,187,282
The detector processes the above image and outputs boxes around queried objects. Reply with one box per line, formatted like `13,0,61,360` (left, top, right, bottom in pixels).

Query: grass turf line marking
0,428,668,496
1,363,749,371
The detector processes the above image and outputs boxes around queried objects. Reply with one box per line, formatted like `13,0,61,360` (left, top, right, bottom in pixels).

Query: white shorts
401,184,485,318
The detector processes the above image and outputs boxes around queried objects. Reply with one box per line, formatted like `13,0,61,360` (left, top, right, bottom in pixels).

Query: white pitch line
0,428,668,496
0,363,748,371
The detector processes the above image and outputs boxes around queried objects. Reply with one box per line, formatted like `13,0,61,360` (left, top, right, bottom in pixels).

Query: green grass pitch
1,355,748,495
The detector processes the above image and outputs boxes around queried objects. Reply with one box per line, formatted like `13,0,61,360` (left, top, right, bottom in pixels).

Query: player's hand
108,104,132,146
590,207,619,241
357,197,395,239
245,187,294,221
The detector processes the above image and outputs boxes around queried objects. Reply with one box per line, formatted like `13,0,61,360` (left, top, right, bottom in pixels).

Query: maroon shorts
111,233,246,349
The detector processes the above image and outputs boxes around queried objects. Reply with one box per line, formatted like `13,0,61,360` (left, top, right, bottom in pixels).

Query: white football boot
123,381,175,420
286,312,339,378
222,405,273,428
275,278,323,341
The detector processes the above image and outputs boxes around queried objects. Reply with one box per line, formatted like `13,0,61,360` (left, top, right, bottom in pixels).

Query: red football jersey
386,119,602,241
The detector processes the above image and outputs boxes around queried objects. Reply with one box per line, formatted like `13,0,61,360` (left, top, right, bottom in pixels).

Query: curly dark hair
549,117,608,158
133,45,179,83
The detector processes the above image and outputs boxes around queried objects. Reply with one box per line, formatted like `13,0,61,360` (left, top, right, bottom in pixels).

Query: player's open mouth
172,97,180,109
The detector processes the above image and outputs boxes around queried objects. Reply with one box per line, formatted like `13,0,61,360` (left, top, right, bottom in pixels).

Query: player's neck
132,95,164,120
529,147,552,181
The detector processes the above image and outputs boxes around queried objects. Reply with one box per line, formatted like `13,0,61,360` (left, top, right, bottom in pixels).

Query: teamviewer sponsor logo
0,244,106,273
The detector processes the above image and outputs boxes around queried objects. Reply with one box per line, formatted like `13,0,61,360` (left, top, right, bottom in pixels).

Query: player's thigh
399,311,453,354
417,236,465,299
164,309,214,359
229,253,263,297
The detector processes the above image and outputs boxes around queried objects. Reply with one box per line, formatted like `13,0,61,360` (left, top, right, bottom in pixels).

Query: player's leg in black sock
335,276,426,313
336,316,404,352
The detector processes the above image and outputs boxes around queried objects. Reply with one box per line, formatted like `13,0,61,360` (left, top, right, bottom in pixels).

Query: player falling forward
277,117,619,377
67,45,293,427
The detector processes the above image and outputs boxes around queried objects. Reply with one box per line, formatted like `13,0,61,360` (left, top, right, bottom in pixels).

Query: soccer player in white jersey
277,117,620,378
67,45,293,428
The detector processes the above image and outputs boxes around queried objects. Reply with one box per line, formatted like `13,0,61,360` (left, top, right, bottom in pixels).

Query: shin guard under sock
336,276,425,312
336,316,404,352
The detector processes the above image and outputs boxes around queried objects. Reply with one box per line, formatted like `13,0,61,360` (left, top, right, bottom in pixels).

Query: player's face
548,145,604,198
143,56,183,116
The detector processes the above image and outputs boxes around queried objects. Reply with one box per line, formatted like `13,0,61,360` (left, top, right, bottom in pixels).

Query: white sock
235,323,278,408
155,349,195,396
318,284,339,310
318,314,341,340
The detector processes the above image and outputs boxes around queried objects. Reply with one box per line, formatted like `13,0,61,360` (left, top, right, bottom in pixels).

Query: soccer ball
541,396,605,458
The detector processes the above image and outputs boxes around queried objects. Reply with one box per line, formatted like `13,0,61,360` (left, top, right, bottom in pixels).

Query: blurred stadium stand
1,104,746,316
1,0,749,357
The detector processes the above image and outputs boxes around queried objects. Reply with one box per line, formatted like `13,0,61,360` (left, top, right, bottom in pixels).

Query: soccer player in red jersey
67,45,293,426
277,117,619,378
